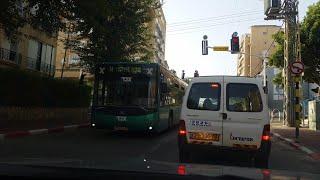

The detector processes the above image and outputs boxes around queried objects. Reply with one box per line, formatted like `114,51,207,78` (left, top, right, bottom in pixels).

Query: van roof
190,76,263,84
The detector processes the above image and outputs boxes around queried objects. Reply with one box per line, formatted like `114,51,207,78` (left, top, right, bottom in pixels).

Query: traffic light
202,35,208,55
182,70,185,79
194,70,199,77
231,36,239,54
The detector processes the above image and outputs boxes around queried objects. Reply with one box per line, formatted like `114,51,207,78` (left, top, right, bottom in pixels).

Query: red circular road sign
290,62,304,75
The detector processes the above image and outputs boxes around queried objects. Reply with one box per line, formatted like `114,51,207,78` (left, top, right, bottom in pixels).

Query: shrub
0,68,92,107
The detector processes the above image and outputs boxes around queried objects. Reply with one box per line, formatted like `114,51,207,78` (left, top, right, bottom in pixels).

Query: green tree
269,2,320,85
0,0,73,38
268,31,284,87
0,0,160,71
72,0,159,71
301,1,320,85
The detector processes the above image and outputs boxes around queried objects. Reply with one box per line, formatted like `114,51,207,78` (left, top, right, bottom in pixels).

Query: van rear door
182,77,224,146
222,77,268,149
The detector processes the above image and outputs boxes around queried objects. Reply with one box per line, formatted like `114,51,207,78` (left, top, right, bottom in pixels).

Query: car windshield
1,0,320,178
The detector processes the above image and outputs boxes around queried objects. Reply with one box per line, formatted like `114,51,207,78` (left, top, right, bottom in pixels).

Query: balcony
26,57,55,76
0,47,22,66
0,47,55,76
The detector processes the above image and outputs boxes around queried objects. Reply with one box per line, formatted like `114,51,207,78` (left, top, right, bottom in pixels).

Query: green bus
91,62,187,133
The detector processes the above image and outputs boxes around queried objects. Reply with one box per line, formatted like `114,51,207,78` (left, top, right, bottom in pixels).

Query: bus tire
168,111,174,129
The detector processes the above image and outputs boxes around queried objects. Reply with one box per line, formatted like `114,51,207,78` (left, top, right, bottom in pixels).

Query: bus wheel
168,114,173,129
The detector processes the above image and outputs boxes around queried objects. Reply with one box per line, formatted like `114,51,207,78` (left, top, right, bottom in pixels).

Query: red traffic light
231,36,239,53
232,36,239,43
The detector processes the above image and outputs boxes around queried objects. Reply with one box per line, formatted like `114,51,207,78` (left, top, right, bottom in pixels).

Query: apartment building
237,34,251,76
54,30,87,80
149,0,167,68
237,25,282,77
0,25,57,76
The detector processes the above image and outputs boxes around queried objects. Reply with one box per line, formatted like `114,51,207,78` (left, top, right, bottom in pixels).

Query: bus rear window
187,83,221,111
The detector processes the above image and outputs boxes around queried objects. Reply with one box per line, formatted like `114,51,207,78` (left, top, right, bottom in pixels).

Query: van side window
227,83,263,112
187,83,220,111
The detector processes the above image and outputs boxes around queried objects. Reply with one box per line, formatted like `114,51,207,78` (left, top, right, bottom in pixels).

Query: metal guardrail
271,108,282,122
0,47,22,65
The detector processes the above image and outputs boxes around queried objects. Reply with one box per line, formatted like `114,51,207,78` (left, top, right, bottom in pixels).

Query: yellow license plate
189,132,220,141
114,127,128,131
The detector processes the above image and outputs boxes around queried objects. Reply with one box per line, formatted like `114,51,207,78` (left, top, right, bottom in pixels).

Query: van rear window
187,83,220,111
227,83,263,112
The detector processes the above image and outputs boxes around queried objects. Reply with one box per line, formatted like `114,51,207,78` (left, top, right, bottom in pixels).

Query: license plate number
189,132,220,141
114,127,128,131
191,120,211,127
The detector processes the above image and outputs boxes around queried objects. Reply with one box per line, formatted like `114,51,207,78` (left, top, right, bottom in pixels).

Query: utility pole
283,0,299,128
264,0,302,134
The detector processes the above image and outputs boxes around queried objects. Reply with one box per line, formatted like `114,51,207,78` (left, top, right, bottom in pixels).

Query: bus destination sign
99,65,155,76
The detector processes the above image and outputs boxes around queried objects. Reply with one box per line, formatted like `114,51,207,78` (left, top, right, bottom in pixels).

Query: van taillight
179,120,187,136
262,124,270,141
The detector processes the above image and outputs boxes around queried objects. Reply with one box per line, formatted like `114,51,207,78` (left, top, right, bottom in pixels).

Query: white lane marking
272,131,316,156
299,146,314,154
29,129,48,135
283,138,294,143
272,132,281,137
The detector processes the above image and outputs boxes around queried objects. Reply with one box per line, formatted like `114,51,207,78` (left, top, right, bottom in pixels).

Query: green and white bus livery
91,62,187,133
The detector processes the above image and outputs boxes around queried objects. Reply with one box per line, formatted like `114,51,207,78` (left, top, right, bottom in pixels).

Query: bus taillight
179,120,187,136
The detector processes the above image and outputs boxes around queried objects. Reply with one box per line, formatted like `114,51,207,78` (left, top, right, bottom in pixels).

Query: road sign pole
294,76,301,139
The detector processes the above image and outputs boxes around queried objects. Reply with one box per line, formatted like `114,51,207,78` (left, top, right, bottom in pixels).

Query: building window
263,32,267,35
69,53,80,65
27,39,55,74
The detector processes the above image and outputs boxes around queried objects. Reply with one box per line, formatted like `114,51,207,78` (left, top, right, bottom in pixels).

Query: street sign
202,39,208,55
213,46,229,51
290,61,304,75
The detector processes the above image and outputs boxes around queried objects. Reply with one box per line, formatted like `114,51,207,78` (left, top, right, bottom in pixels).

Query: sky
162,0,318,78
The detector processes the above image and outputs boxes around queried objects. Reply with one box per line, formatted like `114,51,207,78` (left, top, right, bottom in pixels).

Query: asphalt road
1,127,319,174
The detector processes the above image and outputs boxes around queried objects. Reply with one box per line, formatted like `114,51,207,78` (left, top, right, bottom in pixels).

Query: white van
178,76,271,168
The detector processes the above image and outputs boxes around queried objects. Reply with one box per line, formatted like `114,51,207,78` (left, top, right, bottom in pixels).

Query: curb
0,123,90,141
271,132,320,161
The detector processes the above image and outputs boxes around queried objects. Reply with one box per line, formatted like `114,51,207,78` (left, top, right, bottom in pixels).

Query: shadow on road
189,154,256,168
90,126,179,140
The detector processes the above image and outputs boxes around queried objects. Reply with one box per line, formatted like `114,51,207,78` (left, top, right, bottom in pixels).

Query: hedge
0,68,92,107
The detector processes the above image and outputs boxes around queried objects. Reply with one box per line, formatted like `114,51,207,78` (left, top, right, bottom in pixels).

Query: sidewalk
0,123,90,140
271,120,320,160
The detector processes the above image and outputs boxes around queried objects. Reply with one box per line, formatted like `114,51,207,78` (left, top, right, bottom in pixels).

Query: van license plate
189,132,220,141
191,120,211,127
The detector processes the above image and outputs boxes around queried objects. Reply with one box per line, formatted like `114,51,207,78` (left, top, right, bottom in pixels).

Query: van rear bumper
178,135,271,157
